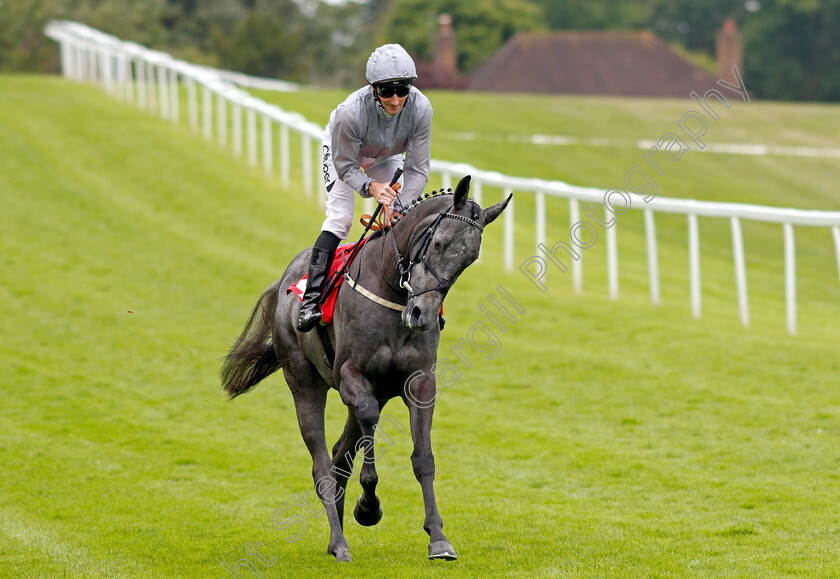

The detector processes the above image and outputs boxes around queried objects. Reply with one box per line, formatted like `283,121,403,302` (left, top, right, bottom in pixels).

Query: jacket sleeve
331,105,373,197
402,98,433,200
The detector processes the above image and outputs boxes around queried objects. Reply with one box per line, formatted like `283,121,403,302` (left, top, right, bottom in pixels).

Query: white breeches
320,130,405,240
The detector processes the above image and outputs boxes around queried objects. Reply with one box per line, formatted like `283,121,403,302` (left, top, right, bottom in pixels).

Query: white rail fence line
46,21,323,198
46,20,840,336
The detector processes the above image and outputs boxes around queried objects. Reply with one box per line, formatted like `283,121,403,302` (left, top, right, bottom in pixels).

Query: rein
391,203,483,299
343,191,484,313
319,169,402,309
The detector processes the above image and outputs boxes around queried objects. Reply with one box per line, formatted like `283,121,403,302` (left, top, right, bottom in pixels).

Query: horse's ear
454,175,471,210
483,193,512,226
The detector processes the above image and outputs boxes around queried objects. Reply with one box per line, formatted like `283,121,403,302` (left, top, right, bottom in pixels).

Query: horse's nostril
411,306,422,324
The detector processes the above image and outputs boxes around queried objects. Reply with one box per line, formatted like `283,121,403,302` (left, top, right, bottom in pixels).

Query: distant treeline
2,0,840,101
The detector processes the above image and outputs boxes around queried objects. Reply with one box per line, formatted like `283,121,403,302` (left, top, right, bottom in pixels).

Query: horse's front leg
330,406,363,528
404,371,457,560
338,362,384,527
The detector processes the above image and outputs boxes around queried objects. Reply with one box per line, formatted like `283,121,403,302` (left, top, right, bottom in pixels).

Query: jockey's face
372,81,411,115
379,91,409,115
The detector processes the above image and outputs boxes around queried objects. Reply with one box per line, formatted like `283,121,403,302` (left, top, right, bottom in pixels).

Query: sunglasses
374,83,411,98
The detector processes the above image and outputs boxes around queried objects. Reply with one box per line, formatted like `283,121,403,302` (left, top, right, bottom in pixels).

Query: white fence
45,20,840,335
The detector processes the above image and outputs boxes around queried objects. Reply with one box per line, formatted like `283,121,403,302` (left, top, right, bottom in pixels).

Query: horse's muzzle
402,298,436,332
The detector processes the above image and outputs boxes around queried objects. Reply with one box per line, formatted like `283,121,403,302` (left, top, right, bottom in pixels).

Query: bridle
386,200,484,299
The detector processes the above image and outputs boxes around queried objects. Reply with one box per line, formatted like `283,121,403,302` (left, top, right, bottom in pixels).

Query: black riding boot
297,233,339,332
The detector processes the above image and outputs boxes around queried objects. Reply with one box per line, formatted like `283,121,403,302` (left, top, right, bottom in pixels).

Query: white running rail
45,20,840,335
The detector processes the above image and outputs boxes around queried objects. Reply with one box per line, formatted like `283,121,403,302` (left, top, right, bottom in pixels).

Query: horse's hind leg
404,372,457,560
338,363,384,527
330,406,362,528
284,367,351,562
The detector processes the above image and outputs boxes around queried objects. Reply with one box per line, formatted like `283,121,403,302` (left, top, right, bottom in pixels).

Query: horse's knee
354,398,379,429
311,458,332,480
411,449,435,480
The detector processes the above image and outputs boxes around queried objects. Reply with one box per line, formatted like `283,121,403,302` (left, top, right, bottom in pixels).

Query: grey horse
221,175,511,562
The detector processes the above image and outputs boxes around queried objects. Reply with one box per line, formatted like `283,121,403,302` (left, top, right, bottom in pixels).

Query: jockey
297,43,434,332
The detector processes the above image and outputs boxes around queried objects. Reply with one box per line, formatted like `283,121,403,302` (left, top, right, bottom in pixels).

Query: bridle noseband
391,202,484,299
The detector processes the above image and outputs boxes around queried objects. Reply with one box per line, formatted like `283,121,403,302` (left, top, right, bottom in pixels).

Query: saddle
287,238,370,325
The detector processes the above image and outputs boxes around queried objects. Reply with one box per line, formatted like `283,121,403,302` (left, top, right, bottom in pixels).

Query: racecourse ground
1,75,840,577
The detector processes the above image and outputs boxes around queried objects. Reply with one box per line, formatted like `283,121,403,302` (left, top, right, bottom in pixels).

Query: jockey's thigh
320,128,354,239
321,178,356,240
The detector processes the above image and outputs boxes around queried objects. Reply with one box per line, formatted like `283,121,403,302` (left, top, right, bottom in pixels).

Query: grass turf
1,75,839,577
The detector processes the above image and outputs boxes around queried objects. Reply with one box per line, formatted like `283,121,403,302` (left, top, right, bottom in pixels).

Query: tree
213,0,303,78
5,0,840,100
649,0,840,100
649,0,744,54
376,0,545,74
0,0,72,72
298,0,370,86
533,0,651,30
70,0,167,46
741,0,840,100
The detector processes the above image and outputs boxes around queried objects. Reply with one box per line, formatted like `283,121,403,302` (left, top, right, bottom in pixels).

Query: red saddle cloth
287,239,368,325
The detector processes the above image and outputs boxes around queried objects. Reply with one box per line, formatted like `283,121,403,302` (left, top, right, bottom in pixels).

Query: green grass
2,75,840,578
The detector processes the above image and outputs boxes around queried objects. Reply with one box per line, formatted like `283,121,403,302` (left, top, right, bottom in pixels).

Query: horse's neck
352,228,403,300
355,199,443,297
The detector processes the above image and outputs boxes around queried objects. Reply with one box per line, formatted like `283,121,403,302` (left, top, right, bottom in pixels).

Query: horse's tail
221,281,283,399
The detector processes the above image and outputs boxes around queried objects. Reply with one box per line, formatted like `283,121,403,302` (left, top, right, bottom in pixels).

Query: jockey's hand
369,181,398,206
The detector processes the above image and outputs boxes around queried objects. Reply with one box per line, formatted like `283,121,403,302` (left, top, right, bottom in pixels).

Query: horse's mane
391,188,455,227
359,189,454,245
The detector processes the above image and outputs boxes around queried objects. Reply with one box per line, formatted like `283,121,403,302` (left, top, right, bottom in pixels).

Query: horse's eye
434,240,442,250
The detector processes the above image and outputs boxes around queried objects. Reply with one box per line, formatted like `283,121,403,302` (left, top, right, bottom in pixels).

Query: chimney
716,19,743,82
433,13,458,86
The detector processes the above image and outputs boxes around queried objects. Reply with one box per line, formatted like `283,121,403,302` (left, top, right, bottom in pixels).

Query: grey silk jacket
327,85,433,201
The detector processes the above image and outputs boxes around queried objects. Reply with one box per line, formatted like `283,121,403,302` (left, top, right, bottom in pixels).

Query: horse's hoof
353,496,383,526
328,546,352,562
428,540,457,561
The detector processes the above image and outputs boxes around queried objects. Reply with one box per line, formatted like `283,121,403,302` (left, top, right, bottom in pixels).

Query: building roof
467,31,718,97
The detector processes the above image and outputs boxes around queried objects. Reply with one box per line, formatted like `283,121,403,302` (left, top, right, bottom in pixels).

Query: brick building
466,30,719,97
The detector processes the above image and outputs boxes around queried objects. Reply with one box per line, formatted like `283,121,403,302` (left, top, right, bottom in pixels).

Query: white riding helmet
365,44,418,85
